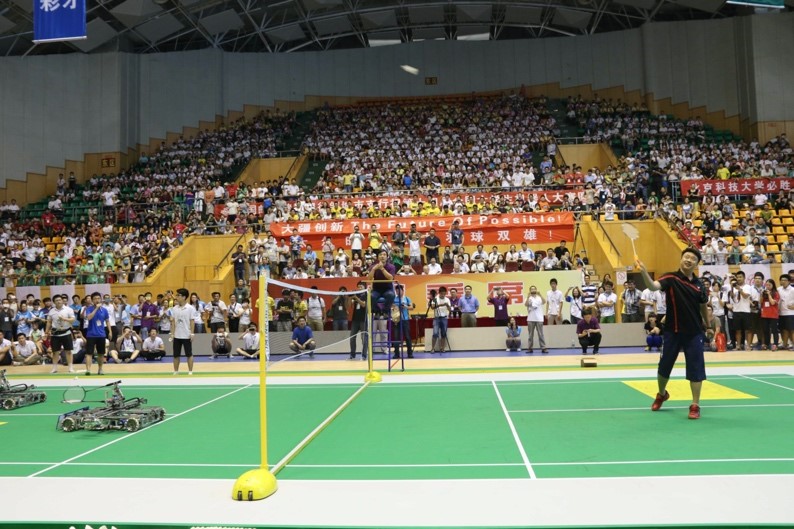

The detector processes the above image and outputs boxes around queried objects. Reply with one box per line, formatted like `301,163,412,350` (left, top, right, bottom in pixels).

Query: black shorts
779,315,794,332
658,331,706,382
118,351,135,361
50,333,74,352
732,312,751,332
173,338,193,358
85,336,106,358
0,352,12,366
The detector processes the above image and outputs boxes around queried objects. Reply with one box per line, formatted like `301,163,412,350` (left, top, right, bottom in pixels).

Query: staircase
281,110,316,153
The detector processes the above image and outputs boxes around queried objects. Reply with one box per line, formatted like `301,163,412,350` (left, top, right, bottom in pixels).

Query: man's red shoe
651,391,669,411
688,404,701,420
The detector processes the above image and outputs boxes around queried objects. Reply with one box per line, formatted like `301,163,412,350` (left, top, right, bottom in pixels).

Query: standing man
231,244,247,282
83,292,111,376
391,224,406,252
275,289,294,332
392,285,415,359
525,285,548,354
306,288,326,332
458,285,480,328
597,282,618,323
423,228,441,264
621,280,643,323
349,281,368,360
581,274,598,313
637,248,709,420
546,278,564,325
349,225,365,261
487,286,511,327
778,274,794,350
449,221,464,254
168,288,197,375
46,294,76,373
429,287,452,353
330,287,350,331
206,291,228,333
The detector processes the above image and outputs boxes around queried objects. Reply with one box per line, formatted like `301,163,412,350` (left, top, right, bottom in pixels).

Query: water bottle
571,338,576,348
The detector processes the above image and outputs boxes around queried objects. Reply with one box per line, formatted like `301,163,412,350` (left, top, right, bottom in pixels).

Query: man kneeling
211,326,232,359
289,317,316,358
576,307,602,355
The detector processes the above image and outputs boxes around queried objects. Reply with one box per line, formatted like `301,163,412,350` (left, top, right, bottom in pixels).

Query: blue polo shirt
85,306,109,338
292,325,314,345
458,294,480,313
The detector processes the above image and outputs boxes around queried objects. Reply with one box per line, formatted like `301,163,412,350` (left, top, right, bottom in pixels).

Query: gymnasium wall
0,12,792,189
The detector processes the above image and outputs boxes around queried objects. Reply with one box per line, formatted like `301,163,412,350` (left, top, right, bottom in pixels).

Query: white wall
0,12,792,187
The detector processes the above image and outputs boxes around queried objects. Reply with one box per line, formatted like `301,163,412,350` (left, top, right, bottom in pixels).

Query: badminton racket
621,223,640,263
62,380,121,403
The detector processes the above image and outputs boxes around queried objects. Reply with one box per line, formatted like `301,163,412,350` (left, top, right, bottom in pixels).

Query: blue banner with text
33,0,87,43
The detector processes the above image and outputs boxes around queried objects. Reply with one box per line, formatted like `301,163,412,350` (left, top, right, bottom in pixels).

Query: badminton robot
57,381,166,433
0,369,47,410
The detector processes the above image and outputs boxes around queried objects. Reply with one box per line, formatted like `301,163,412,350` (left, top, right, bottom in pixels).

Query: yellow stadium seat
779,209,791,216
783,217,794,225
773,226,785,234
767,244,779,253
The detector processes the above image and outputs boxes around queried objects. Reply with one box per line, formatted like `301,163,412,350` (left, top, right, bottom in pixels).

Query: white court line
270,382,371,474
491,381,536,479
6,458,794,470
740,374,794,392
0,413,61,417
27,384,252,478
509,403,794,413
532,457,794,467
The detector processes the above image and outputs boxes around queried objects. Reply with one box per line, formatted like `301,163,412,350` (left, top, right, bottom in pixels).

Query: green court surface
2,374,794,482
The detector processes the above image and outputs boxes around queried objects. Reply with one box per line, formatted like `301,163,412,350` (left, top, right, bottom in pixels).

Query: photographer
349,281,368,360
236,324,261,359
760,279,780,350
620,280,642,323
211,325,232,359
111,326,141,363
206,291,228,333
429,287,452,353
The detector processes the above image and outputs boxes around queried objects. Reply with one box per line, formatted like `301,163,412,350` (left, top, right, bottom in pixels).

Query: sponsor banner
268,212,575,248
679,178,794,197
252,270,582,324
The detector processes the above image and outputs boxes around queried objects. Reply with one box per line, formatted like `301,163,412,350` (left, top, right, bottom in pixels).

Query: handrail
213,232,248,278
594,214,622,260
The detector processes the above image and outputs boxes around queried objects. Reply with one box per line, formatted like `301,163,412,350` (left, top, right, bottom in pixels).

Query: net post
232,272,277,501
364,282,382,383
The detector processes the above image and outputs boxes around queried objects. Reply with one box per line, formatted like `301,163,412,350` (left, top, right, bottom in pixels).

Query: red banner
679,178,794,197
268,212,575,248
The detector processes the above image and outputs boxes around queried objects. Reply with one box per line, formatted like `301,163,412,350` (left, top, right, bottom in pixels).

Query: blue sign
33,0,87,43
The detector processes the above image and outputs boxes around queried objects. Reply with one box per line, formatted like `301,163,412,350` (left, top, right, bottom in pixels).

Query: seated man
576,307,602,355
13,333,42,366
111,326,141,363
289,316,316,358
211,326,232,359
236,324,261,360
141,328,166,361
0,336,12,366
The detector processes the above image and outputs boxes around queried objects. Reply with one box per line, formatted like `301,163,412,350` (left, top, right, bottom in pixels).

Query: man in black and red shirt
637,247,709,420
